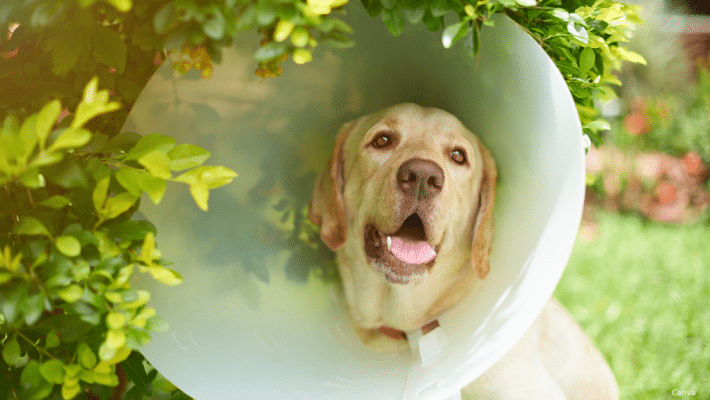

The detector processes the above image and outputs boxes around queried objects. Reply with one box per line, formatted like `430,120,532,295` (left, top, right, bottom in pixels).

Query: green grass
555,210,710,399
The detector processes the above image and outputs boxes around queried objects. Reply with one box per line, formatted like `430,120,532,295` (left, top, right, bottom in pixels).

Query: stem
14,329,58,361
26,188,34,208
101,158,142,171
3,184,18,223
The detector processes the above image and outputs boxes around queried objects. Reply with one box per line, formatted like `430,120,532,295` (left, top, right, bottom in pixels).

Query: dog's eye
371,133,393,149
450,148,467,164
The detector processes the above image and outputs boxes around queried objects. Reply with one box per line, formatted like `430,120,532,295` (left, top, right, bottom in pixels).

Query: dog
308,103,618,399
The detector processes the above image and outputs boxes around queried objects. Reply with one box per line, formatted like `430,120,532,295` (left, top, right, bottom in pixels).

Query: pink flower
623,113,652,135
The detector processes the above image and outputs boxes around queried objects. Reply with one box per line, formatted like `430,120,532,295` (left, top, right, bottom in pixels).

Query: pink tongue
389,236,437,264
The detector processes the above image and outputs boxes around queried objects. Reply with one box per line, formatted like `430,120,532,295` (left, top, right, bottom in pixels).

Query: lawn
555,209,710,399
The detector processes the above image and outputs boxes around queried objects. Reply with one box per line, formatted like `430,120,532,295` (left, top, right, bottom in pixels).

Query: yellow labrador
309,103,618,399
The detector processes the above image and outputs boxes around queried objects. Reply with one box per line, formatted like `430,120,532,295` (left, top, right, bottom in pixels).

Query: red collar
378,320,440,340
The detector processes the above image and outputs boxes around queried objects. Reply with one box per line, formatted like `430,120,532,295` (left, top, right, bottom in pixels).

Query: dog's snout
396,158,444,200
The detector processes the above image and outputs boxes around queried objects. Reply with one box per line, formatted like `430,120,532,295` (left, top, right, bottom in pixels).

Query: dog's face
309,103,496,337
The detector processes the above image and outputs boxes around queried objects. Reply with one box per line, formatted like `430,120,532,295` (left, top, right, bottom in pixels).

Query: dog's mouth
364,213,439,285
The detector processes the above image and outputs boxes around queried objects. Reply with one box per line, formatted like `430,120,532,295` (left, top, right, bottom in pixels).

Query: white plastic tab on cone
122,4,584,400
408,326,448,368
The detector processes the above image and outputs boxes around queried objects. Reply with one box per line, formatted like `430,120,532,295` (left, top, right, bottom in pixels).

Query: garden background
557,0,710,398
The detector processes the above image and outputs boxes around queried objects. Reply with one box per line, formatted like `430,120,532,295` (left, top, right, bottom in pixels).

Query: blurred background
555,0,710,398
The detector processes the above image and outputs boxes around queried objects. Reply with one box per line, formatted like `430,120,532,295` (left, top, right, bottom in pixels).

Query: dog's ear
308,120,356,250
471,141,497,279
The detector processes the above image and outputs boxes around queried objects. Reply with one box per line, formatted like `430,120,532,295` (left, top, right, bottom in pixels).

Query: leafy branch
1,78,236,399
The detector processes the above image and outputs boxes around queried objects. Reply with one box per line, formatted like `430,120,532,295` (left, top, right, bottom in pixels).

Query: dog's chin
372,257,430,285
364,221,438,285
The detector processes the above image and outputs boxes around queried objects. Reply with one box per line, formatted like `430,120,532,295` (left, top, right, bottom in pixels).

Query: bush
618,62,710,166
0,78,236,399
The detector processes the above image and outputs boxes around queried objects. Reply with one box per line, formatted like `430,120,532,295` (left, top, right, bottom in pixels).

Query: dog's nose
397,158,444,200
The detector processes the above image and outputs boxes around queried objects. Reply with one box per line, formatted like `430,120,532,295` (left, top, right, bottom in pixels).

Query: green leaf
14,216,51,237
203,11,225,40
107,220,155,241
18,170,46,188
71,260,91,280
402,0,427,24
40,359,66,384
107,0,132,12
235,4,257,29
253,42,287,62
149,265,183,286
125,329,151,349
121,353,153,397
429,0,448,17
0,272,13,285
256,3,277,26
24,294,45,325
382,8,405,37
124,134,176,161
62,382,81,399
43,157,87,189
78,132,108,155
93,177,110,212
138,150,172,179
318,17,354,34
172,165,238,189
63,364,81,379
105,329,127,349
189,183,209,211
78,369,95,384
98,342,117,361
36,100,61,151
154,3,177,34
442,21,467,48
56,235,81,257
47,128,92,152
20,359,40,386
102,192,138,220
139,231,156,266
616,47,646,65
91,23,128,74
39,196,72,209
57,284,83,303
46,330,61,349
115,168,167,204
364,0,384,17
19,114,39,162
421,10,441,31
102,131,141,154
2,336,21,365
78,343,97,370
72,77,121,129
20,360,54,400
106,312,126,329
1,115,22,161
145,315,169,332
380,0,394,10
51,26,84,75
30,151,64,168
579,46,595,74
167,144,211,171
551,8,569,21
114,168,142,197
585,120,611,131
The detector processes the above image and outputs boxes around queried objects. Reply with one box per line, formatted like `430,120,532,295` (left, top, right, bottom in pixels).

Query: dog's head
309,103,496,333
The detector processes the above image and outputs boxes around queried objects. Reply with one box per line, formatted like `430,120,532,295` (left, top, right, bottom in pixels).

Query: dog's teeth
387,236,392,251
